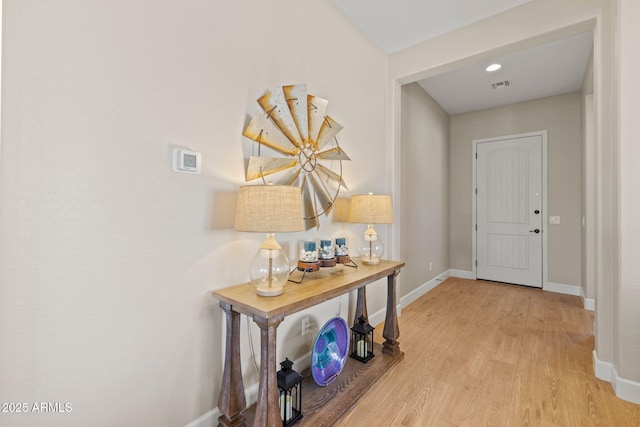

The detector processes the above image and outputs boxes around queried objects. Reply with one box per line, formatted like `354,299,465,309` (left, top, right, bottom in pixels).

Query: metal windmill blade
283,84,309,144
307,95,329,144
257,86,303,149
316,116,343,151
245,156,298,182
242,84,350,227
243,113,298,156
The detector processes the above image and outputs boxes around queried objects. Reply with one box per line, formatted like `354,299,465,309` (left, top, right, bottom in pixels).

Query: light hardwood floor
334,277,640,427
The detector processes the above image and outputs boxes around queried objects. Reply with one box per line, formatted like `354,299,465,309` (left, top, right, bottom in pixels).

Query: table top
211,259,405,319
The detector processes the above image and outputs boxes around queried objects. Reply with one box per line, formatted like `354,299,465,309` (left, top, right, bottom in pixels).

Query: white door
476,134,543,288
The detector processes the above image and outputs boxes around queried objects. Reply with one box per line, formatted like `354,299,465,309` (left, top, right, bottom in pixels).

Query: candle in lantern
279,394,292,422
357,339,367,358
350,315,374,363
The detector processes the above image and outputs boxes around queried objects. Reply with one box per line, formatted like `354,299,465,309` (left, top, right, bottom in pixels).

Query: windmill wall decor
242,84,350,230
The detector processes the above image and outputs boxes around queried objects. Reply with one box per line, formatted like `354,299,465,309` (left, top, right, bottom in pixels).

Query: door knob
534,210,540,214
529,229,540,234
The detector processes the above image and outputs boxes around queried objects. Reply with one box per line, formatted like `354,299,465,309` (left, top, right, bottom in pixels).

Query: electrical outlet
301,317,310,336
429,262,433,271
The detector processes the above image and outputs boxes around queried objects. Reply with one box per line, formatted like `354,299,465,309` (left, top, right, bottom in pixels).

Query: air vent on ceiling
491,80,510,89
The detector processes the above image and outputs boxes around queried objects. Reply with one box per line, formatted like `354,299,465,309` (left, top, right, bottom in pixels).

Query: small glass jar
299,241,318,263
335,238,348,256
319,239,335,260
297,240,320,272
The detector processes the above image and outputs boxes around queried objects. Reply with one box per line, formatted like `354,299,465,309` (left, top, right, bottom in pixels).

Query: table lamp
348,193,393,265
234,184,304,296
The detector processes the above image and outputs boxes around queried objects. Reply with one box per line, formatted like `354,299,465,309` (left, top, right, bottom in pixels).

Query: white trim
400,270,450,308
441,274,594,309
544,281,581,296
612,373,640,405
594,350,612,382
593,350,640,405
368,304,391,328
185,347,315,427
184,408,220,427
369,302,403,326
369,270,450,324
449,269,475,280
472,131,548,288
583,297,595,311
580,287,595,311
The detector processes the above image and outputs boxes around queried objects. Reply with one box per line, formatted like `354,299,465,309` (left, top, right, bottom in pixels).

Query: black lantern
350,315,375,363
277,358,303,426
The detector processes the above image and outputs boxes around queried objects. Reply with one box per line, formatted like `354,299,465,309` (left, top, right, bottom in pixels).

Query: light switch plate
549,216,560,224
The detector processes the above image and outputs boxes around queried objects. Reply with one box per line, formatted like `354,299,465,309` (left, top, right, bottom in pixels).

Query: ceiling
331,0,593,115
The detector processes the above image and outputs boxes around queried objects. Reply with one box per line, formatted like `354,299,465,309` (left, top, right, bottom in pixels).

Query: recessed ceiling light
486,63,502,72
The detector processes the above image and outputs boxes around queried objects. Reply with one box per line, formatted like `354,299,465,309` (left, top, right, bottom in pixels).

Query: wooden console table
211,259,405,427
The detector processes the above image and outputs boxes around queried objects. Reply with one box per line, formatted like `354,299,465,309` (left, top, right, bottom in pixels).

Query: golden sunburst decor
242,84,350,230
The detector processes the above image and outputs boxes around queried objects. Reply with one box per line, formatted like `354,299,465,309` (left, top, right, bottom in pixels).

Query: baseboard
399,270,450,308
448,275,591,308
449,269,474,280
370,302,405,325
367,270,450,325
368,303,393,327
544,281,581,296
450,277,594,310
593,350,612,381
593,350,640,404
546,282,596,312
184,408,219,427
582,297,595,311
184,383,260,427
613,372,640,405
580,287,595,311
185,349,313,427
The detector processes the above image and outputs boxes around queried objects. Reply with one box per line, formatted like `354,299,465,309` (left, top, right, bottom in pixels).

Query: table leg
382,269,401,356
353,286,369,326
218,302,246,427
253,313,285,427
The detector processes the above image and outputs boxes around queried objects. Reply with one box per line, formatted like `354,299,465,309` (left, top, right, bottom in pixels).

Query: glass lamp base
256,285,284,297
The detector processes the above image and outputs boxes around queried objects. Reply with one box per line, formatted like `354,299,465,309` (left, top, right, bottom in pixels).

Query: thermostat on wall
172,148,201,173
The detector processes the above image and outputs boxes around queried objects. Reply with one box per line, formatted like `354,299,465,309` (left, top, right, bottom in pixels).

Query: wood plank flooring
333,277,640,427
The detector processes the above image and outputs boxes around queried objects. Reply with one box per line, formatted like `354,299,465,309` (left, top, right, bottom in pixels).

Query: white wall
450,92,583,286
0,1,389,425
400,83,450,296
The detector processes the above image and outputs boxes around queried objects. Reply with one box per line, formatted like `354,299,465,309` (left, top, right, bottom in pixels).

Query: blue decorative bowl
311,317,349,386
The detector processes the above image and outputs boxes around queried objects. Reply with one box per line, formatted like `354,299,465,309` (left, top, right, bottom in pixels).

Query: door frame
472,130,548,289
